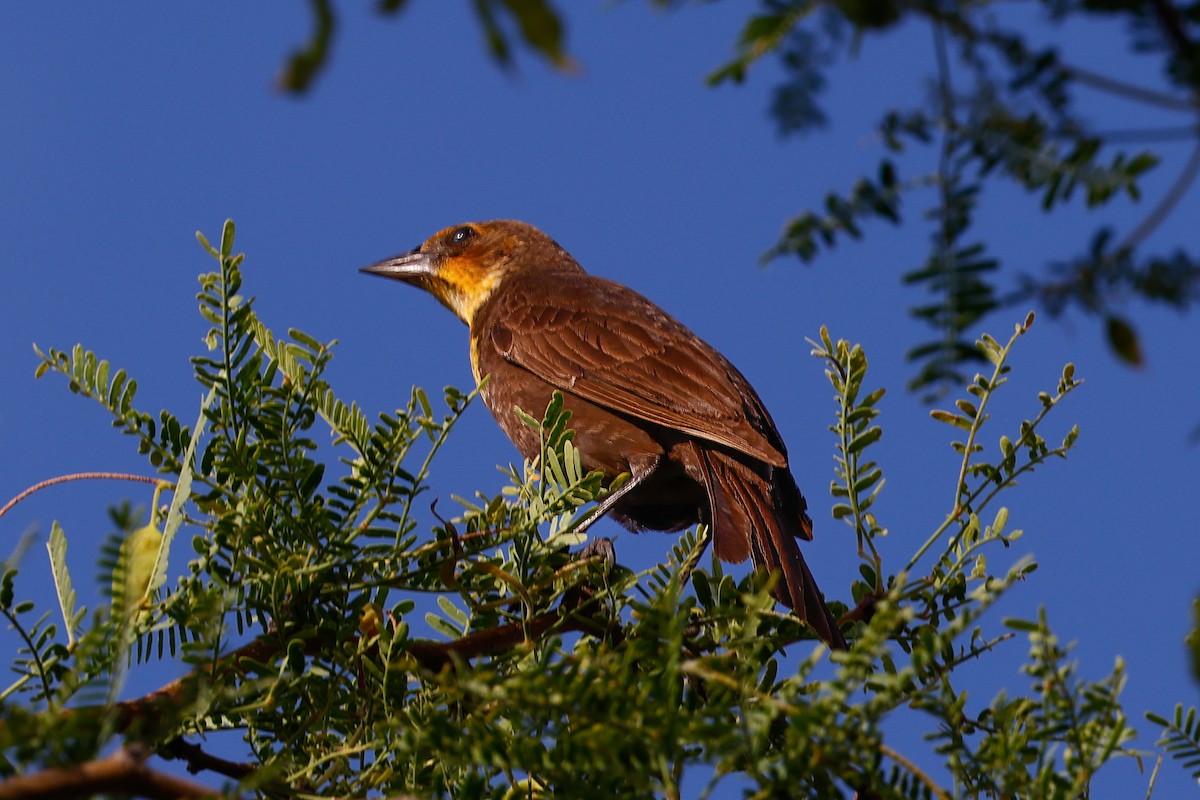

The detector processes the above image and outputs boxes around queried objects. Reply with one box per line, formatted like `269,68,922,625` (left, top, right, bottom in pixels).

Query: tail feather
697,447,846,650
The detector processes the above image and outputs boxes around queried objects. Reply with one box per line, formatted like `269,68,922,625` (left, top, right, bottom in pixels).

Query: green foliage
1029,227,1200,365
471,0,571,70
1189,596,1200,685
46,523,81,652
277,0,334,92
283,0,571,92
32,344,193,474
811,328,886,565
947,611,1133,797
731,2,1199,392
707,4,820,88
1147,704,1200,782
763,160,902,263
2,225,1182,796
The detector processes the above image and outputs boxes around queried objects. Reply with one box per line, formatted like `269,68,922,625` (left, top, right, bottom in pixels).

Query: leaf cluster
280,0,574,92
719,0,1200,391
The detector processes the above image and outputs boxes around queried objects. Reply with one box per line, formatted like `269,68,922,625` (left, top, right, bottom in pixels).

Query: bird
361,220,846,649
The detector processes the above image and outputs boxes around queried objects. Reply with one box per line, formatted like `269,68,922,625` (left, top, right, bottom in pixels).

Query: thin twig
1062,125,1200,143
1064,64,1198,111
879,743,951,800
1147,0,1196,60
0,473,162,522
1118,140,1200,252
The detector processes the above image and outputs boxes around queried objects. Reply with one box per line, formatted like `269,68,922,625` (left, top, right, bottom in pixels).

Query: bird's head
361,220,581,326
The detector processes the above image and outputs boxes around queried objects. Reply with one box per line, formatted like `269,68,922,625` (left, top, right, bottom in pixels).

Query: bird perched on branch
362,220,845,649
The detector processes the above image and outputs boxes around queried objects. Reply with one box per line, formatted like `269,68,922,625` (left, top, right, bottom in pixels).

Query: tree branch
1063,63,1198,111
100,585,614,731
160,739,255,781
0,745,221,800
1147,0,1196,62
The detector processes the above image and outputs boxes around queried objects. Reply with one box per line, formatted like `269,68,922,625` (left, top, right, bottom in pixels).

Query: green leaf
425,610,464,640
499,0,569,68
692,571,713,608
220,219,236,257
1104,315,1143,367
992,507,1009,536
0,568,14,609
930,409,971,430
847,426,882,454
195,230,218,257
437,595,469,628
852,467,883,494
1188,597,1200,685
287,638,307,674
1003,617,1040,632
46,523,78,648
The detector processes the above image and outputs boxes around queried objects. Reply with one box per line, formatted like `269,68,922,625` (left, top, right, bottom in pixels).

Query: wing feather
480,273,788,468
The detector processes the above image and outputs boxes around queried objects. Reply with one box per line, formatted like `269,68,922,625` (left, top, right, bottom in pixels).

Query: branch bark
0,746,220,800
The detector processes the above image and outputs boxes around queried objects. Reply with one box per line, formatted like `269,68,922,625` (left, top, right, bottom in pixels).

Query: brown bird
362,220,845,649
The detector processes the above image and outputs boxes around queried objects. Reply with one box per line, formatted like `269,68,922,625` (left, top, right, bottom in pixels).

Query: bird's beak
359,248,433,283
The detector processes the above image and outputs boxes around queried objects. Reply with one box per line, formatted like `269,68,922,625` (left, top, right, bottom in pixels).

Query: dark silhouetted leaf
1105,315,1144,367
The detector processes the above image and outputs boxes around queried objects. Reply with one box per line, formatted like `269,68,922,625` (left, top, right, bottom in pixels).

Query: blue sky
2,3,1198,795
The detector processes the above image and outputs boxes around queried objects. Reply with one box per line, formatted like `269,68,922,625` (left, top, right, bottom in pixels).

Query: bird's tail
697,447,847,650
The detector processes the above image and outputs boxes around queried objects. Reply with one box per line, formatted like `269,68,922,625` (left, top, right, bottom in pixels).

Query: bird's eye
450,226,477,244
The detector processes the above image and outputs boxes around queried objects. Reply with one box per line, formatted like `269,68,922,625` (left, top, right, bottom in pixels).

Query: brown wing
478,271,789,468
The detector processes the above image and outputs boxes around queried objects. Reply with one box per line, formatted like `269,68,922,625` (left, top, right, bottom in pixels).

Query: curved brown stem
0,473,162,523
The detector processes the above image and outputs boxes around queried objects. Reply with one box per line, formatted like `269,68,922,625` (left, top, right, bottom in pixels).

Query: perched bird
362,221,845,648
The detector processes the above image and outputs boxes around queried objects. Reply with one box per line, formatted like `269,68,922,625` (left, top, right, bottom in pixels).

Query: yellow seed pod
119,522,163,616
359,602,385,640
